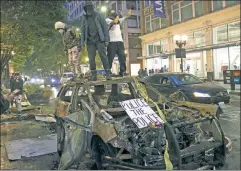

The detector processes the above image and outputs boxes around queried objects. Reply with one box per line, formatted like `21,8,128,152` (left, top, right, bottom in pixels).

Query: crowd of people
138,65,169,78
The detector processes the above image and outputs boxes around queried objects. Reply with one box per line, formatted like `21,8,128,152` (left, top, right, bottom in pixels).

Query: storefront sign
152,0,166,18
119,99,164,129
223,70,240,84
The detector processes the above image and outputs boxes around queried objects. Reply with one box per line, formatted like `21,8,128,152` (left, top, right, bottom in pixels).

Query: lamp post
100,6,107,17
173,35,188,73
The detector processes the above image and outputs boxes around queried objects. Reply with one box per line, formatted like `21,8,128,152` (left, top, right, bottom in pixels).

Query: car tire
56,117,65,156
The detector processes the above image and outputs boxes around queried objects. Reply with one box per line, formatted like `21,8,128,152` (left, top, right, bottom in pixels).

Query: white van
60,72,74,84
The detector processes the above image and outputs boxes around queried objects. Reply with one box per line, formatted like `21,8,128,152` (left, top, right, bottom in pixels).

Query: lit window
228,21,240,42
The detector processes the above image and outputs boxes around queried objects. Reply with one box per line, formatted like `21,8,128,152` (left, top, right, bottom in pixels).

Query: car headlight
193,92,211,97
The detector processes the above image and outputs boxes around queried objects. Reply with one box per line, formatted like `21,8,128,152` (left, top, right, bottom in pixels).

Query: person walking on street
80,1,112,81
55,21,81,74
12,73,24,114
9,73,15,107
106,9,132,77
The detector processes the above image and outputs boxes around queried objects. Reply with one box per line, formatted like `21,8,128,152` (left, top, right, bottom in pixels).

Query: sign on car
119,98,164,129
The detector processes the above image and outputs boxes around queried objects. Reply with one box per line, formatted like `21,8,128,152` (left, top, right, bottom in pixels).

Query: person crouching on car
12,73,24,114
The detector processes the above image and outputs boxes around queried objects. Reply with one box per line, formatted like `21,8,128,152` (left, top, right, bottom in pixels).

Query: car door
55,85,74,117
58,85,91,170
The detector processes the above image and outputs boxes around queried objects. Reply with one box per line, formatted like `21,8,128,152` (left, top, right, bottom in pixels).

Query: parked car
60,72,74,84
142,73,230,105
54,77,226,170
44,74,61,87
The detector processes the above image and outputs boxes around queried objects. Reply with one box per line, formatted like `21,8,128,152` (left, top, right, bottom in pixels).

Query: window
194,30,205,47
228,21,240,41
172,3,180,24
126,0,136,10
112,3,116,11
212,0,223,11
151,14,160,31
194,1,203,17
213,25,228,44
153,41,161,54
144,0,152,8
59,86,74,102
181,1,193,21
128,15,138,28
145,15,151,33
161,18,167,28
225,0,240,7
148,44,154,56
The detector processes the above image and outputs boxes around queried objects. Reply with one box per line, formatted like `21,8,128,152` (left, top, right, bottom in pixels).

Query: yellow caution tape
132,77,173,170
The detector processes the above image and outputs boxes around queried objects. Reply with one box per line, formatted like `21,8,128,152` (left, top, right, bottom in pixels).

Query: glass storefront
213,46,240,80
174,51,206,77
146,57,169,74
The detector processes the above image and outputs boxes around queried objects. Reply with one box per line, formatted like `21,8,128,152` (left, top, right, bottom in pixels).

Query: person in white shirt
106,9,132,77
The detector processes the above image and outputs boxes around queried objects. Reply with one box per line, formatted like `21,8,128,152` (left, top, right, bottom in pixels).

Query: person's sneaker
119,72,128,77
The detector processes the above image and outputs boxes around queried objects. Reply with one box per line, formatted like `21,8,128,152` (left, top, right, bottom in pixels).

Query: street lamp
173,34,188,72
100,6,107,13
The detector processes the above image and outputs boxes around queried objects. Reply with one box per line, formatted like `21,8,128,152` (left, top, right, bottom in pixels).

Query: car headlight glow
51,79,56,83
193,92,211,97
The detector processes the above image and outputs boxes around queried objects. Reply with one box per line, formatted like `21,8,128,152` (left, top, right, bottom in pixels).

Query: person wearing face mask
80,1,112,81
55,21,81,74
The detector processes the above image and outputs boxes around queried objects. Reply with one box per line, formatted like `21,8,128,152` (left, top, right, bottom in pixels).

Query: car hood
179,82,227,93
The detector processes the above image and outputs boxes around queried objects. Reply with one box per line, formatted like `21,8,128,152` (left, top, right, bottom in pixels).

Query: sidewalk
213,81,240,96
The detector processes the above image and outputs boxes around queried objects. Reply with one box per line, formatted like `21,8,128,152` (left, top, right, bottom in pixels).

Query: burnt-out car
54,77,227,170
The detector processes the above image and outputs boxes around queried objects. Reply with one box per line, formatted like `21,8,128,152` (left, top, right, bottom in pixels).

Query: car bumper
192,95,230,104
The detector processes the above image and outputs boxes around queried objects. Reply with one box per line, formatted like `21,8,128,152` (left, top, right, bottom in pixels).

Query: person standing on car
80,1,112,81
106,9,132,77
55,21,81,74
12,73,24,114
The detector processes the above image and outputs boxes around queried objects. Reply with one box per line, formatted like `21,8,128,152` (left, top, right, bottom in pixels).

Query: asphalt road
0,95,240,170
219,94,240,170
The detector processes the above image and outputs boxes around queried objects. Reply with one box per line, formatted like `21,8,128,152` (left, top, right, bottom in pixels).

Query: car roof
63,77,136,86
148,72,192,77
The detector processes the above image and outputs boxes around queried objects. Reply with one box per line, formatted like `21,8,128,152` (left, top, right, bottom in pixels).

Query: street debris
35,116,56,123
5,134,57,160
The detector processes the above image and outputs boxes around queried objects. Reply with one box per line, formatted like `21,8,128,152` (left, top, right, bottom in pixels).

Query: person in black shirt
80,1,112,81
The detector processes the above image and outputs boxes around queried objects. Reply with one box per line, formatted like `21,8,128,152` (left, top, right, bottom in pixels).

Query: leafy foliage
0,0,67,77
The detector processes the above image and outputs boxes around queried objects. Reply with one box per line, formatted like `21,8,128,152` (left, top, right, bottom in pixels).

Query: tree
0,0,67,89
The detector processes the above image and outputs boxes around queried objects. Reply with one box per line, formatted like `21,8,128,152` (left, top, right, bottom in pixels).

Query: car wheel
90,136,116,170
56,117,65,156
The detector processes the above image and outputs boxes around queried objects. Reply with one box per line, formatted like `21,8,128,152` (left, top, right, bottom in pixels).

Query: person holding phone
106,7,133,77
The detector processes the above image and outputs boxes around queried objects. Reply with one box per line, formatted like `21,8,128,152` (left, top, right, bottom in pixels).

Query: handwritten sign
119,99,164,129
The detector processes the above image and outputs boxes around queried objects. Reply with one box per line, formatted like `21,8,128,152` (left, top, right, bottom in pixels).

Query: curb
229,92,240,96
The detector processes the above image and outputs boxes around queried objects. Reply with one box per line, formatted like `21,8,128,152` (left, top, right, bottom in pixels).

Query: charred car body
54,76,226,170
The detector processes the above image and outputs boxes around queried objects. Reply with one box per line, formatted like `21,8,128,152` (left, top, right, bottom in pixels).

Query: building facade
139,0,240,80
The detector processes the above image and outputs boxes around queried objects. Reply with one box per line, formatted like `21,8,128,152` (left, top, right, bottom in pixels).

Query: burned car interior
57,77,226,170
